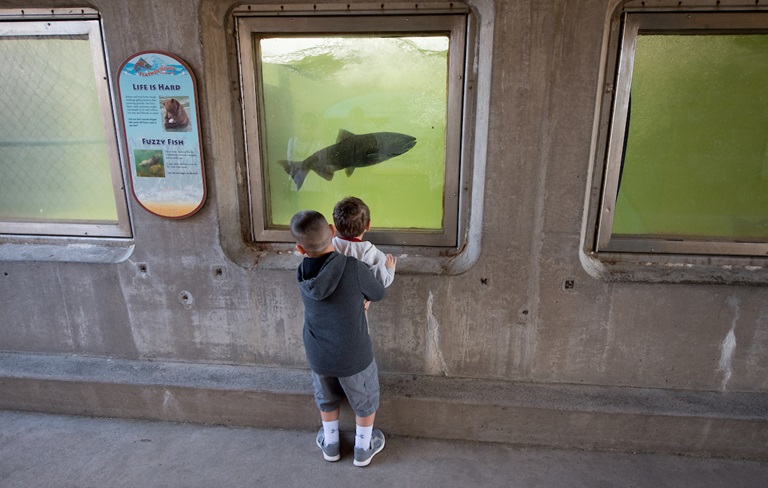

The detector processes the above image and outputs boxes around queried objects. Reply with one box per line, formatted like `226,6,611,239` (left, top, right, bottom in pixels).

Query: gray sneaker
353,429,385,467
316,428,340,462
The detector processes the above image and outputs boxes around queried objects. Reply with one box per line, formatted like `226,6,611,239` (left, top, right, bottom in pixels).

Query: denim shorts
311,360,380,418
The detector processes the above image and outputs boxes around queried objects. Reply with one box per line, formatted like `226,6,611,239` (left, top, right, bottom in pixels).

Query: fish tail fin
277,160,309,190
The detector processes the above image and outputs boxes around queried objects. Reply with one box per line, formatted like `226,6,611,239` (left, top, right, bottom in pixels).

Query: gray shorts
311,360,380,418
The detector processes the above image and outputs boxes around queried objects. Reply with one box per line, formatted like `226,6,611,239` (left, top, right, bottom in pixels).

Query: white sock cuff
355,424,374,450
322,420,339,445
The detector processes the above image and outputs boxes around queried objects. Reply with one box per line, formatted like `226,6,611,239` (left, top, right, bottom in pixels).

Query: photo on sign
160,96,191,132
135,149,165,178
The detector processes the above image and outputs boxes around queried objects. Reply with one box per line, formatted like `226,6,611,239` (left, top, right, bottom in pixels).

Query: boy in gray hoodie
290,210,386,467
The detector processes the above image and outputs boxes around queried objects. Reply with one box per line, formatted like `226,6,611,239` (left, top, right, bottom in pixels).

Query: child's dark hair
333,196,370,238
290,210,332,255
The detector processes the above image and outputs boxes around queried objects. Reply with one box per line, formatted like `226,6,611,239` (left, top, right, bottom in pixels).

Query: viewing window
236,6,467,246
596,11,768,256
0,12,130,238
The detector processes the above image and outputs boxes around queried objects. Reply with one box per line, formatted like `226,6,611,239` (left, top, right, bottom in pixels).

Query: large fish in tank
278,129,416,190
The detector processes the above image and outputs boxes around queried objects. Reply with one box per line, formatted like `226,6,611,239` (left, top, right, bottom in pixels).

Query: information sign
117,51,206,218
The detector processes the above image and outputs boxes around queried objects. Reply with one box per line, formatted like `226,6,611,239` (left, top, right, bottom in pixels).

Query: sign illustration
118,51,206,218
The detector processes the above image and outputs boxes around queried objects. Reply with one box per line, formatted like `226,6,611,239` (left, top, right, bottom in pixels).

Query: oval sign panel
117,51,206,218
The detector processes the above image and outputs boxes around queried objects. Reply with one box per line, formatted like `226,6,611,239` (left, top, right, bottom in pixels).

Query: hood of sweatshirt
297,251,346,301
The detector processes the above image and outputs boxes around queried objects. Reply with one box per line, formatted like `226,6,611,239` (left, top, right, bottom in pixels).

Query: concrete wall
1,0,767,458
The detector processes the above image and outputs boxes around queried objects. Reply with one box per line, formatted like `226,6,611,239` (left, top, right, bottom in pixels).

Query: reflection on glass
0,36,118,223
259,36,449,231
613,34,768,240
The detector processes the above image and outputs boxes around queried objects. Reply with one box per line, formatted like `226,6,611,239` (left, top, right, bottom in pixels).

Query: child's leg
312,372,343,460
356,412,374,426
353,410,385,467
355,412,375,450
337,361,385,466
312,372,344,430
321,408,340,446
321,409,340,422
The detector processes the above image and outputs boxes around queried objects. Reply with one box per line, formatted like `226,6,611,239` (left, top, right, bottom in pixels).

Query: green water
0,36,117,223
614,34,768,240
259,36,448,230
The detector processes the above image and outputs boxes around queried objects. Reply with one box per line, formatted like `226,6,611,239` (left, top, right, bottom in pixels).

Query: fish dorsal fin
336,129,355,143
345,168,355,177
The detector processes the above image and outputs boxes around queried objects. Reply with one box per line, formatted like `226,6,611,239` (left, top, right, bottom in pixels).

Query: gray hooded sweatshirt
297,251,385,377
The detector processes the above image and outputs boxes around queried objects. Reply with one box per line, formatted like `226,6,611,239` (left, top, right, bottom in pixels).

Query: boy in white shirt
332,197,397,288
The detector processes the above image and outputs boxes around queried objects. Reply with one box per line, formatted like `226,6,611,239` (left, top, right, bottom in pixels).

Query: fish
134,58,152,72
138,154,164,177
139,155,162,168
277,129,416,190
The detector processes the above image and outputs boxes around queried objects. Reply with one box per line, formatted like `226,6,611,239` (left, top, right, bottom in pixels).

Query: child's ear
296,244,306,255
329,224,336,237
365,221,371,232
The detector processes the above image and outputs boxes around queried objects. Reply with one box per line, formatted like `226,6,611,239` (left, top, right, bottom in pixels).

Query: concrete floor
1,410,767,488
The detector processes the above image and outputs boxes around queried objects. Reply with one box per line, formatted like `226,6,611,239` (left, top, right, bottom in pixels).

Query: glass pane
0,35,118,223
259,36,448,230
613,34,768,241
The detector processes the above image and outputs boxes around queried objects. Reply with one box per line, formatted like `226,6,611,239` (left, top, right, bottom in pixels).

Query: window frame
593,9,768,256
594,9,768,257
0,10,131,239
234,5,468,247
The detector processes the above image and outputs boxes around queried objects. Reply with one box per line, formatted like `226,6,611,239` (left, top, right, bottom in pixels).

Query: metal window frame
0,10,131,238
596,11,768,257
235,4,468,247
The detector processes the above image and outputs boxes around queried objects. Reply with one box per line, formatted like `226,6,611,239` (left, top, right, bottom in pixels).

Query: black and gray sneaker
316,428,340,462
353,429,385,467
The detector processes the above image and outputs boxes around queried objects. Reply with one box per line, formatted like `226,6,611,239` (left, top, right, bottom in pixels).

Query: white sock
355,424,373,450
322,420,339,446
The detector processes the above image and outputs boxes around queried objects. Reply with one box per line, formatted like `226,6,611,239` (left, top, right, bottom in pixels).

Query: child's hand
364,300,371,311
385,254,397,271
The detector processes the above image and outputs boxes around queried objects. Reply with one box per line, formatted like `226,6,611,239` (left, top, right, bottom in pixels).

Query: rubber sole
353,436,385,467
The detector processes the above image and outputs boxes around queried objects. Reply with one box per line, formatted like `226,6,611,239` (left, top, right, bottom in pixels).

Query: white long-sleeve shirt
332,236,394,288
